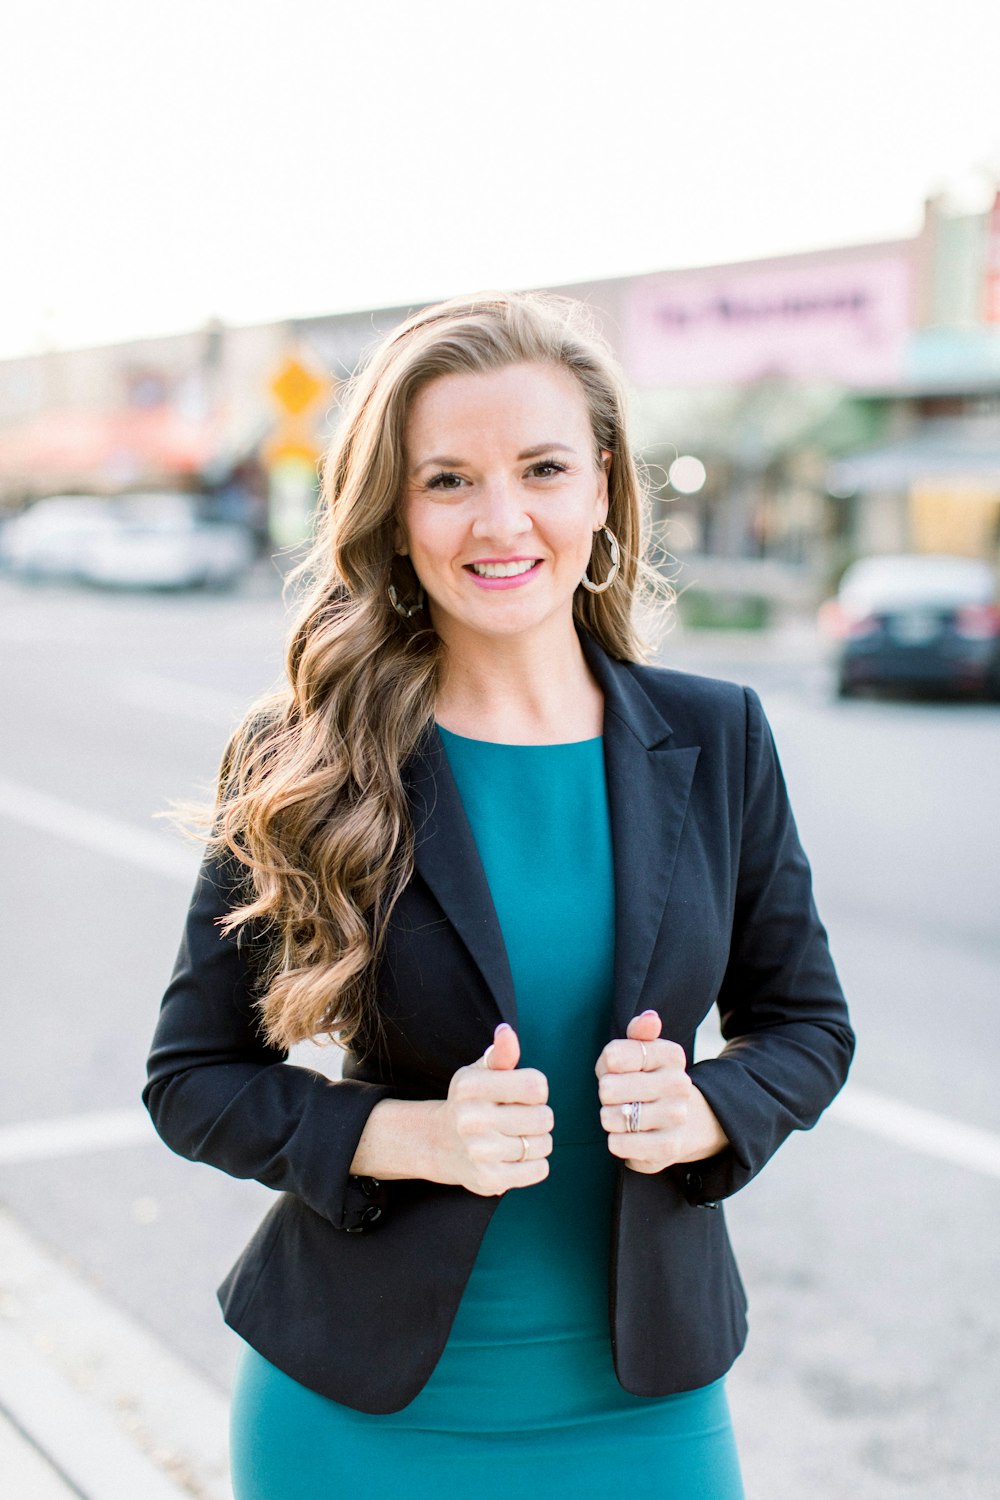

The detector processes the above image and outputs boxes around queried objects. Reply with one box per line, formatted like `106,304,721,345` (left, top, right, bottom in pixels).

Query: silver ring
637,1041,648,1071
621,1101,642,1134
518,1135,529,1161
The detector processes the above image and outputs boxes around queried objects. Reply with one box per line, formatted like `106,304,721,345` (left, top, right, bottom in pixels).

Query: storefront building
2,191,1000,606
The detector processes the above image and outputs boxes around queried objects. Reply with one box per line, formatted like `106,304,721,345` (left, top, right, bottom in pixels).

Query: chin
443,600,577,646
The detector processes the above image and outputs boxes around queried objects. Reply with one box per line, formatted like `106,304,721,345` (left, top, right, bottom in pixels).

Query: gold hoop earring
388,582,425,619
580,525,620,594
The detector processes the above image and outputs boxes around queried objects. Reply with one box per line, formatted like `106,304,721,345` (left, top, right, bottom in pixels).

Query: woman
144,291,854,1498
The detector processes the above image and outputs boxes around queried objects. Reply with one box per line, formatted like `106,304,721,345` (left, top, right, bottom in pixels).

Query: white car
81,496,256,590
0,496,119,578
1,492,256,591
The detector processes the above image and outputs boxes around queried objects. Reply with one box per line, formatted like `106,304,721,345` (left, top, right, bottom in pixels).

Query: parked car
0,495,119,578
0,492,256,591
79,493,256,591
820,554,1000,700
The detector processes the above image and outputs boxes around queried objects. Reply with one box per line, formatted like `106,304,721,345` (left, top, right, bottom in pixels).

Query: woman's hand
435,1022,553,1197
596,1010,728,1174
347,1024,551,1191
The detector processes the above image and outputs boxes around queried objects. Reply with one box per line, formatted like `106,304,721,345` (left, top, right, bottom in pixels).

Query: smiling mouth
466,560,540,579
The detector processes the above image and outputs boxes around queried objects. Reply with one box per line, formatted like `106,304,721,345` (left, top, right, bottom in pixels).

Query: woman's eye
529,460,568,478
426,471,465,492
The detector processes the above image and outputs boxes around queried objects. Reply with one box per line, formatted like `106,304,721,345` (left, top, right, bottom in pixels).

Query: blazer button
344,1204,382,1234
685,1170,703,1195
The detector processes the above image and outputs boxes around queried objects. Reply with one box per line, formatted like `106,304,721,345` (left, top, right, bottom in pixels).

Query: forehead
405,362,592,451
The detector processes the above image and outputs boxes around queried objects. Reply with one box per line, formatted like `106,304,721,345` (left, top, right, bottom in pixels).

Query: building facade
3,190,1000,605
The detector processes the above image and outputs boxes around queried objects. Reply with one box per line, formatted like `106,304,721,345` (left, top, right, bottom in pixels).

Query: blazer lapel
581,635,701,1036
403,635,700,1041
406,728,518,1030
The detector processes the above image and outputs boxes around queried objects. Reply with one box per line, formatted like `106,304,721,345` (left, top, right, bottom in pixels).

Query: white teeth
470,560,537,578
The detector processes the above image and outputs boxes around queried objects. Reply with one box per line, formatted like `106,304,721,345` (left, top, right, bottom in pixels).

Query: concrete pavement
0,1207,231,1500
0,1414,81,1500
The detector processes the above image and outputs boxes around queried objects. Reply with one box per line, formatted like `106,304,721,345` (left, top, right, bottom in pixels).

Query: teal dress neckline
436,723,603,748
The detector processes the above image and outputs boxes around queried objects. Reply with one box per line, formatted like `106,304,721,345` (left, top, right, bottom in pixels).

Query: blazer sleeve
679,686,855,1206
142,849,396,1231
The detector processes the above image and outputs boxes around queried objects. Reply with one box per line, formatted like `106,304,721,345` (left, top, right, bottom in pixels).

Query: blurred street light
668,455,708,494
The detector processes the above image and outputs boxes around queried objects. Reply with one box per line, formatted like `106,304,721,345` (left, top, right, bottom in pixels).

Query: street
1,572,997,1499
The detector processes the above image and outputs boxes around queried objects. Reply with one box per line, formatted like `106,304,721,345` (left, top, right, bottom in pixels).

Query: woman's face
397,362,610,653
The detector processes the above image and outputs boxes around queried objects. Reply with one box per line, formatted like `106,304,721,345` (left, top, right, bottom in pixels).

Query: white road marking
2,1083,999,1186
830,1083,1000,1180
0,1042,335,1167
702,1015,1000,1180
116,670,246,725
0,776,198,884
2,781,998,1186
0,1109,156,1166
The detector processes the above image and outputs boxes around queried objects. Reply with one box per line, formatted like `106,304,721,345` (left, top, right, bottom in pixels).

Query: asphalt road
1,572,997,1499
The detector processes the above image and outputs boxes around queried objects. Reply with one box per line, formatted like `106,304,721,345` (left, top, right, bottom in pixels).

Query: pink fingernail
495,1022,513,1035
641,1009,658,1018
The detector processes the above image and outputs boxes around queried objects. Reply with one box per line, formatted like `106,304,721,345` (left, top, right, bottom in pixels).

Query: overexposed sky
2,0,999,359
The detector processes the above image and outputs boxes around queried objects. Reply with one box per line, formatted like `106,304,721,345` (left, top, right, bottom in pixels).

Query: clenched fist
435,1023,553,1196
595,1010,728,1173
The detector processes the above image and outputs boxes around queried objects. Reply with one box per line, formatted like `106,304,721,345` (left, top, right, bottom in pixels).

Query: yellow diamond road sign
269,356,330,417
263,430,322,468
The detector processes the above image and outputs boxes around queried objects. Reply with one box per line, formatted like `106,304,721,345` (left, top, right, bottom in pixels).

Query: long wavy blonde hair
214,290,666,1051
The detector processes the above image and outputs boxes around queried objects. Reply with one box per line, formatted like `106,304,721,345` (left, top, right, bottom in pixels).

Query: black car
822,554,1000,700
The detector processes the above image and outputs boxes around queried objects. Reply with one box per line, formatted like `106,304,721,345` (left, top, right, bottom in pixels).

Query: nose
470,477,532,543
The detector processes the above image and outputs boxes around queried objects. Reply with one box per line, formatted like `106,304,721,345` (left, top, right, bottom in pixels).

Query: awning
633,383,883,468
0,404,236,488
828,417,1000,491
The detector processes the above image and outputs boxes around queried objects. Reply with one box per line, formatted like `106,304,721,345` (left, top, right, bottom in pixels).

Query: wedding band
621,1101,642,1133
637,1041,648,1071
518,1135,529,1161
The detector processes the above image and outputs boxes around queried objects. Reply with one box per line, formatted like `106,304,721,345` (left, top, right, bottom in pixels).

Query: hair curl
212,290,671,1051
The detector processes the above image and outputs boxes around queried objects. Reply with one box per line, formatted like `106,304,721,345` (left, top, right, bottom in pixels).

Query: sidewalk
0,1208,231,1500
0,1411,81,1500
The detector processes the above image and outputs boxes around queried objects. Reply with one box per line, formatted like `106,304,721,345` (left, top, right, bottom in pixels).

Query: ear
392,522,409,556
593,449,612,527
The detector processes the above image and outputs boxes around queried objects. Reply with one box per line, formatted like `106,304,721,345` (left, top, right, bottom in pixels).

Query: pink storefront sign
983,190,1000,323
624,253,913,388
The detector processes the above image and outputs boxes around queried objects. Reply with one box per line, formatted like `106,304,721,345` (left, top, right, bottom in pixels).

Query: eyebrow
411,442,577,472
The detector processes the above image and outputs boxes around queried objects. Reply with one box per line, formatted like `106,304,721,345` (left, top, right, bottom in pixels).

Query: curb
0,1409,83,1499
0,1207,231,1500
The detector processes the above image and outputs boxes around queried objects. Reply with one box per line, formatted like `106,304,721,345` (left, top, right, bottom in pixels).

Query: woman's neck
434,620,603,745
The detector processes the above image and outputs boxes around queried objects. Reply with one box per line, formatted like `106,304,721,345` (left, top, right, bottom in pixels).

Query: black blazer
143,633,854,1414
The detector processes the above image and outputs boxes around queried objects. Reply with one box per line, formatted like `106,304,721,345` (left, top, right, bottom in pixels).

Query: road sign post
263,352,333,548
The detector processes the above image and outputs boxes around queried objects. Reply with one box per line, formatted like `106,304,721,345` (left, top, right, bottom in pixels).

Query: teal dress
230,731,744,1499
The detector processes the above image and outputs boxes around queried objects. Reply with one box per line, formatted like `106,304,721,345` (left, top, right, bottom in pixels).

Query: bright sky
2,0,999,360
